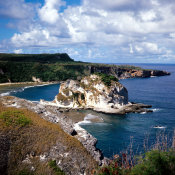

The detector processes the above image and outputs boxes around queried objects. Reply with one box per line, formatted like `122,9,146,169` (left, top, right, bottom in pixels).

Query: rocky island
41,74,153,114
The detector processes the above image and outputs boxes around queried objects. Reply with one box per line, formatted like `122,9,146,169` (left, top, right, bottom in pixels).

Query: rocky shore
89,66,170,79
0,96,108,171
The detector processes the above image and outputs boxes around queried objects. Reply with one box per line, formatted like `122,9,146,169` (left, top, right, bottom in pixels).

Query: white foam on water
152,108,161,112
153,126,166,129
0,83,55,97
140,112,147,114
84,113,100,120
0,92,10,96
77,120,92,125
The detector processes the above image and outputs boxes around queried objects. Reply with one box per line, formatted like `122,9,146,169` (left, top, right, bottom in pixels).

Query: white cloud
129,44,134,54
0,0,36,19
83,0,152,11
14,49,23,54
134,42,162,54
170,33,175,38
1,0,175,62
38,0,66,24
139,10,157,21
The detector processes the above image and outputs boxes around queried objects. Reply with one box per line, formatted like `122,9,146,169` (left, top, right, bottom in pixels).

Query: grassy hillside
0,98,97,174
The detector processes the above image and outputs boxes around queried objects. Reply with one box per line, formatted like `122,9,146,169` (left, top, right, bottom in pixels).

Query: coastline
0,81,60,87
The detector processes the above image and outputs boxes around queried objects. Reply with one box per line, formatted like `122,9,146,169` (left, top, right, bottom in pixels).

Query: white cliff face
54,74,128,112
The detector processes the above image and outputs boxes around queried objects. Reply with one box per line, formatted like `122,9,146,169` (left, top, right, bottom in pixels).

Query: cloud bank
1,0,175,63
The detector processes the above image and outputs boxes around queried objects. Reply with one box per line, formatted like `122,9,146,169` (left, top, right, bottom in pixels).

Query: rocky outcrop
0,96,106,173
89,66,170,79
53,74,152,114
32,76,42,83
151,70,170,77
54,74,128,112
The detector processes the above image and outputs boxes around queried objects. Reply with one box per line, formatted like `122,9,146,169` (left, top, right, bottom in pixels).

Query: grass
0,110,31,127
0,101,97,175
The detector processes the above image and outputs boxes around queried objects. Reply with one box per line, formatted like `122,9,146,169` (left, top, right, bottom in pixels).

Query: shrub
17,169,34,175
95,73,118,86
48,160,65,175
130,150,175,175
95,131,175,175
95,150,175,175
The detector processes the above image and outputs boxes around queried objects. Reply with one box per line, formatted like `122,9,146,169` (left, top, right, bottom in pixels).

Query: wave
77,120,92,125
84,114,103,120
140,112,147,114
0,83,53,97
153,126,166,129
0,92,10,97
152,108,161,112
78,113,104,125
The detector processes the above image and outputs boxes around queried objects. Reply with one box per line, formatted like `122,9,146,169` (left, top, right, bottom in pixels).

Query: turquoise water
1,64,175,158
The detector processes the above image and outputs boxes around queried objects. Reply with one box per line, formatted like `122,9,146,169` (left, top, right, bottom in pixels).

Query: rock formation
89,66,170,79
53,74,152,114
32,76,42,83
54,75,128,111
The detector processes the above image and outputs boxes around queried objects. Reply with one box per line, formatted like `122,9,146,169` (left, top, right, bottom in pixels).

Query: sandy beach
0,81,59,87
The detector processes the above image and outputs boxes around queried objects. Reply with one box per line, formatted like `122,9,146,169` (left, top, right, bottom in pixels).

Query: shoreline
0,81,60,87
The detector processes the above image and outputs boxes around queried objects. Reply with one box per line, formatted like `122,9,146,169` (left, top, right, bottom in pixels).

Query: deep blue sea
1,64,175,158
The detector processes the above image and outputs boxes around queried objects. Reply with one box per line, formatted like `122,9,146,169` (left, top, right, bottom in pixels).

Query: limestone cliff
53,74,153,114
89,66,170,79
54,74,128,113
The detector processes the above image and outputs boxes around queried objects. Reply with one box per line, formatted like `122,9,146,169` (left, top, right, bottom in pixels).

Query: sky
0,0,175,63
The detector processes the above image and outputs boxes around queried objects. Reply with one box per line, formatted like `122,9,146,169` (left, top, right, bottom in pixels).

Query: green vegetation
95,150,175,175
48,160,65,175
131,150,175,175
0,62,90,83
0,110,31,127
0,53,145,83
0,53,74,63
96,73,118,86
94,132,175,175
17,169,34,175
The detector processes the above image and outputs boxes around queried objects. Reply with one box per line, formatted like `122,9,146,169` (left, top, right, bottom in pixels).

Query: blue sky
0,0,175,63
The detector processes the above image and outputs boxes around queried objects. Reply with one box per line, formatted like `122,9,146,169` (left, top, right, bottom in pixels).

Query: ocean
1,64,175,158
